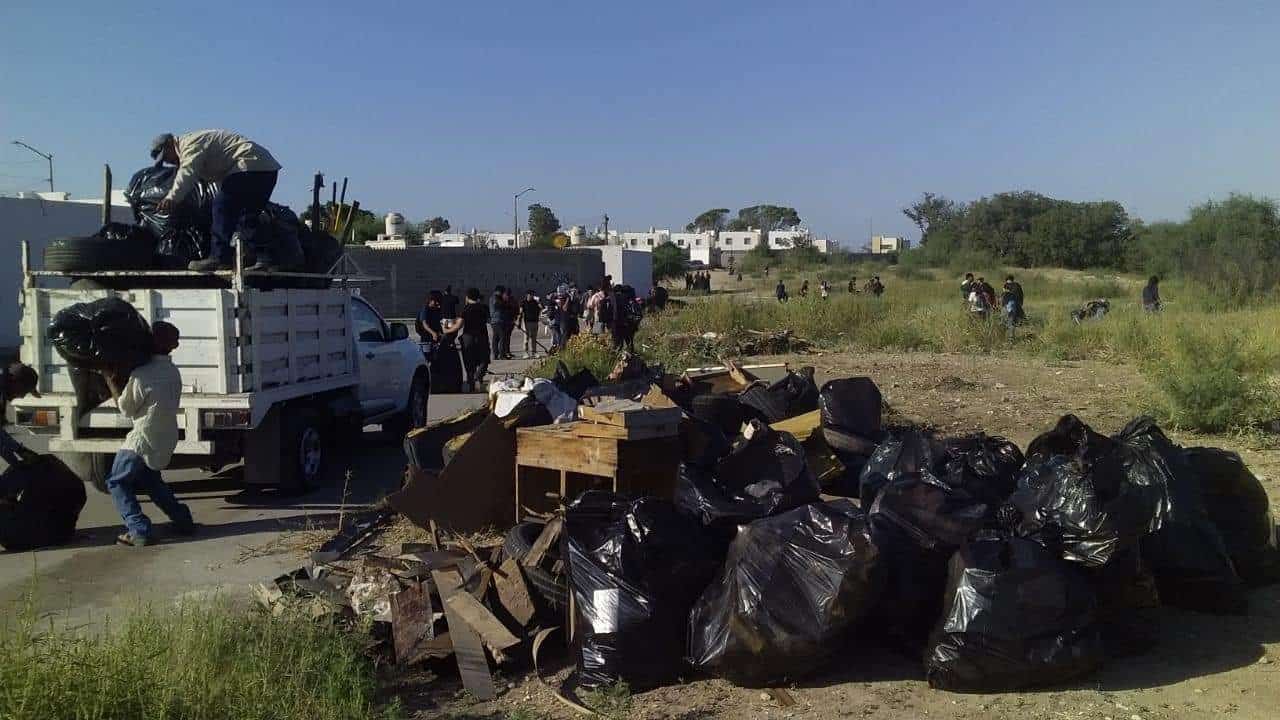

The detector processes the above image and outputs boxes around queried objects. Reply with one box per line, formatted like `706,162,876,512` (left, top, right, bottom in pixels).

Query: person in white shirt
151,130,282,273
103,321,194,546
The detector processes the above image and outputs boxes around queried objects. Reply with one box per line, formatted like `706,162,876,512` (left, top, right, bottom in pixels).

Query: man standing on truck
151,130,282,273
103,321,195,547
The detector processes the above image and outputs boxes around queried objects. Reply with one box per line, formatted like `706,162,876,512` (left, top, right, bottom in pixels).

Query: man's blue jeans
210,170,278,262
106,450,192,540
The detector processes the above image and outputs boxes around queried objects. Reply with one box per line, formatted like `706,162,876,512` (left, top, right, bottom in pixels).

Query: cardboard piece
495,558,537,627
388,414,517,533
433,569,497,701
391,581,437,665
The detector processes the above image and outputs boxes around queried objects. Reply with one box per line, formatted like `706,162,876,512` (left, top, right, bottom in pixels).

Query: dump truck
9,242,428,493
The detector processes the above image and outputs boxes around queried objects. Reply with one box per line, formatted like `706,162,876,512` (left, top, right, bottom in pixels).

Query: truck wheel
386,371,430,439
280,408,326,494
56,451,114,493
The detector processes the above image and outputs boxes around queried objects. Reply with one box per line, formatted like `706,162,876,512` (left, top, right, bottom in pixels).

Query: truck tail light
203,410,251,428
16,409,59,427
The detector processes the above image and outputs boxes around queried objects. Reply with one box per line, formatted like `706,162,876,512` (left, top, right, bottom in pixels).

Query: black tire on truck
279,407,327,495
56,451,114,494
43,234,153,272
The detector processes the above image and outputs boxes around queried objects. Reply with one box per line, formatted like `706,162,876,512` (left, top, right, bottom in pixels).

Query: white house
717,229,763,250
618,227,670,251
871,235,908,254
767,228,810,249
670,231,715,250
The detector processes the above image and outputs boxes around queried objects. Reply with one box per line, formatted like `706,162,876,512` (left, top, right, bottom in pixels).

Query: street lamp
514,187,535,248
11,140,53,192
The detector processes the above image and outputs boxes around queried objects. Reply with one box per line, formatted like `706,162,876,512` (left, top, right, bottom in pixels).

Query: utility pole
514,187,535,248
11,140,53,192
602,212,609,243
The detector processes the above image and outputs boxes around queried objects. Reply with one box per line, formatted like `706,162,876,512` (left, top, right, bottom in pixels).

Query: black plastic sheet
1184,446,1280,586
925,533,1104,692
566,492,724,690
48,297,153,373
738,366,819,423
675,421,819,531
689,500,883,686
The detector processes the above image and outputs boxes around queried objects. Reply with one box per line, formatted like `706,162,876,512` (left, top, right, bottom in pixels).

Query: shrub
530,333,623,381
1141,328,1279,432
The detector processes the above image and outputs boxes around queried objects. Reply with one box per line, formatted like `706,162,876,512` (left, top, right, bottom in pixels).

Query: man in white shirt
103,321,194,546
151,130,282,272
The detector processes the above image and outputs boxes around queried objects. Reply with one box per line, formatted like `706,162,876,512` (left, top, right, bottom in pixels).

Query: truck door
351,298,399,417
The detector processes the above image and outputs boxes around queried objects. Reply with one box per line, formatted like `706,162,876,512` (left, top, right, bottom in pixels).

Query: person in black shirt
960,272,975,301
416,291,444,345
775,280,787,302
443,288,490,393
1001,275,1025,322
1143,276,1162,312
440,285,460,319
0,362,40,467
517,290,542,359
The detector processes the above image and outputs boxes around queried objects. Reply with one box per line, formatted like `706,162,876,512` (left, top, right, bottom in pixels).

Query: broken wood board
580,402,683,429
444,587,521,653
391,581,437,665
432,569,497,701
523,516,563,569
494,558,536,626
388,413,517,534
571,420,679,440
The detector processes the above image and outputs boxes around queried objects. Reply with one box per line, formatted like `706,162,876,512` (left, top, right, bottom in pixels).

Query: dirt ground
410,351,1280,720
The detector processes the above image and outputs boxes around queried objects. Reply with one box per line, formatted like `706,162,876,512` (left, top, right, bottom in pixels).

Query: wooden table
513,422,682,521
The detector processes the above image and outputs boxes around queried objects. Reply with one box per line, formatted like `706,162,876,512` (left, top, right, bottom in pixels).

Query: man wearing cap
150,130,282,272
0,361,41,467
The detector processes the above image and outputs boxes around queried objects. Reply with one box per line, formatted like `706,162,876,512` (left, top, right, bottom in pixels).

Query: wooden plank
444,587,521,652
432,569,497,701
580,403,682,428
391,581,437,665
516,429,619,476
494,558,536,627
572,421,679,440
523,516,563,569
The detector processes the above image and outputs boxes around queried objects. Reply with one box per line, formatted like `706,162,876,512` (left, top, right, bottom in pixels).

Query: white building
670,231,715,250
767,228,810,250
618,227,670,250
717,229,763,251
423,232,471,247
871,235,908,254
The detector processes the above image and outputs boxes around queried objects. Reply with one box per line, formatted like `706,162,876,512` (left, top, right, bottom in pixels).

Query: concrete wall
0,196,133,351
345,246,606,317
585,246,652,297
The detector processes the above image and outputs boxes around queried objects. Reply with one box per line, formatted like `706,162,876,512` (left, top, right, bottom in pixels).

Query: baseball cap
149,133,175,160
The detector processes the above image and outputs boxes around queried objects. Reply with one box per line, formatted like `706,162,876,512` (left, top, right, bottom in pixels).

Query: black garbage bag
689,499,883,686
565,492,725,690
738,366,819,423
48,297,153,373
1009,415,1170,567
924,533,1105,692
300,228,343,274
124,164,217,264
0,454,87,551
858,431,941,508
1116,418,1245,614
676,421,819,531
819,377,882,438
428,343,463,394
939,434,1025,508
1184,446,1280,586
551,361,599,401
251,203,305,270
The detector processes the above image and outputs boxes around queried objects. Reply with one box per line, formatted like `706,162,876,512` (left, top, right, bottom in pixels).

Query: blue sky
2,1,1277,242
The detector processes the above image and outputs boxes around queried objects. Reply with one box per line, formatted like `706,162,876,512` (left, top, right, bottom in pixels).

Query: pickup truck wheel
385,371,430,438
57,452,114,494
280,409,326,494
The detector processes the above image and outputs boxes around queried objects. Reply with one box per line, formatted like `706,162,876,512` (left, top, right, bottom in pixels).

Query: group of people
684,271,712,293
775,275,883,302
2,325,195,549
416,277,649,393
963,273,1025,329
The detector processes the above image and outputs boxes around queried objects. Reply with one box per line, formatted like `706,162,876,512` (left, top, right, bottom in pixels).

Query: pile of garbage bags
557,377,1278,694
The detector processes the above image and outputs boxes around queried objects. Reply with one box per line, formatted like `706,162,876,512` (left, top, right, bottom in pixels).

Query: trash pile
268,364,1279,703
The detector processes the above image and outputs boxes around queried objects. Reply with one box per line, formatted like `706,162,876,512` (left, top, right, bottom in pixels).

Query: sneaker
246,260,278,273
116,532,150,547
188,257,229,272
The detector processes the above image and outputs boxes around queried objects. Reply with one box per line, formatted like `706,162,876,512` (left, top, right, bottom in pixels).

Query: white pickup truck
9,243,428,493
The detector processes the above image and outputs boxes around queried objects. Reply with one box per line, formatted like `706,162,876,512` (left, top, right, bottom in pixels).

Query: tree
686,208,730,232
733,205,801,231
902,192,959,245
527,203,561,247
423,216,451,234
651,241,687,282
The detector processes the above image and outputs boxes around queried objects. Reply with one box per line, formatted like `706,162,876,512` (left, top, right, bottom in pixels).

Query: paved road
0,357,535,625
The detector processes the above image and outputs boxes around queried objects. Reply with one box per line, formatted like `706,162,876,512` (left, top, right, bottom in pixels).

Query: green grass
0,596,398,720
529,333,625,381
581,682,633,720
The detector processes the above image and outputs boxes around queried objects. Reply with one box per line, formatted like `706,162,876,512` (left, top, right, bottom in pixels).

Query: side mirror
389,323,410,341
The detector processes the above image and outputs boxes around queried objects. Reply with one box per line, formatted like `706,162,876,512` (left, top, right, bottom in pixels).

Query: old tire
44,233,153,272
503,521,568,610
56,451,114,494
279,408,326,494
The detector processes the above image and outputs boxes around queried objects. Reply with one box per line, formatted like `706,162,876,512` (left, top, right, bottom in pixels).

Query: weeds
0,595,396,720
1141,328,1279,432
581,682,634,720
529,333,624,381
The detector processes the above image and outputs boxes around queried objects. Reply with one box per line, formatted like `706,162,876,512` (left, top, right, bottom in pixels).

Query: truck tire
43,233,153,272
56,451,114,494
385,370,430,439
503,521,568,610
279,407,326,494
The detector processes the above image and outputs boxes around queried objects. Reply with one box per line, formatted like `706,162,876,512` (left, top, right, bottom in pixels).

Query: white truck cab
10,244,428,493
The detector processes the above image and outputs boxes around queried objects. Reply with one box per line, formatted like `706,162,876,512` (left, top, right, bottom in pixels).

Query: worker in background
151,130,282,273
961,272,976,300
517,290,542,359
501,288,518,359
848,276,858,294
0,362,41,467
775,279,788,302
975,276,996,308
799,280,809,298
443,289,490,393
440,285,460,319
1002,275,1025,323
416,291,444,358
488,285,510,361
586,286,606,334
865,276,885,297
104,322,195,547
610,285,637,352
1143,276,1162,312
